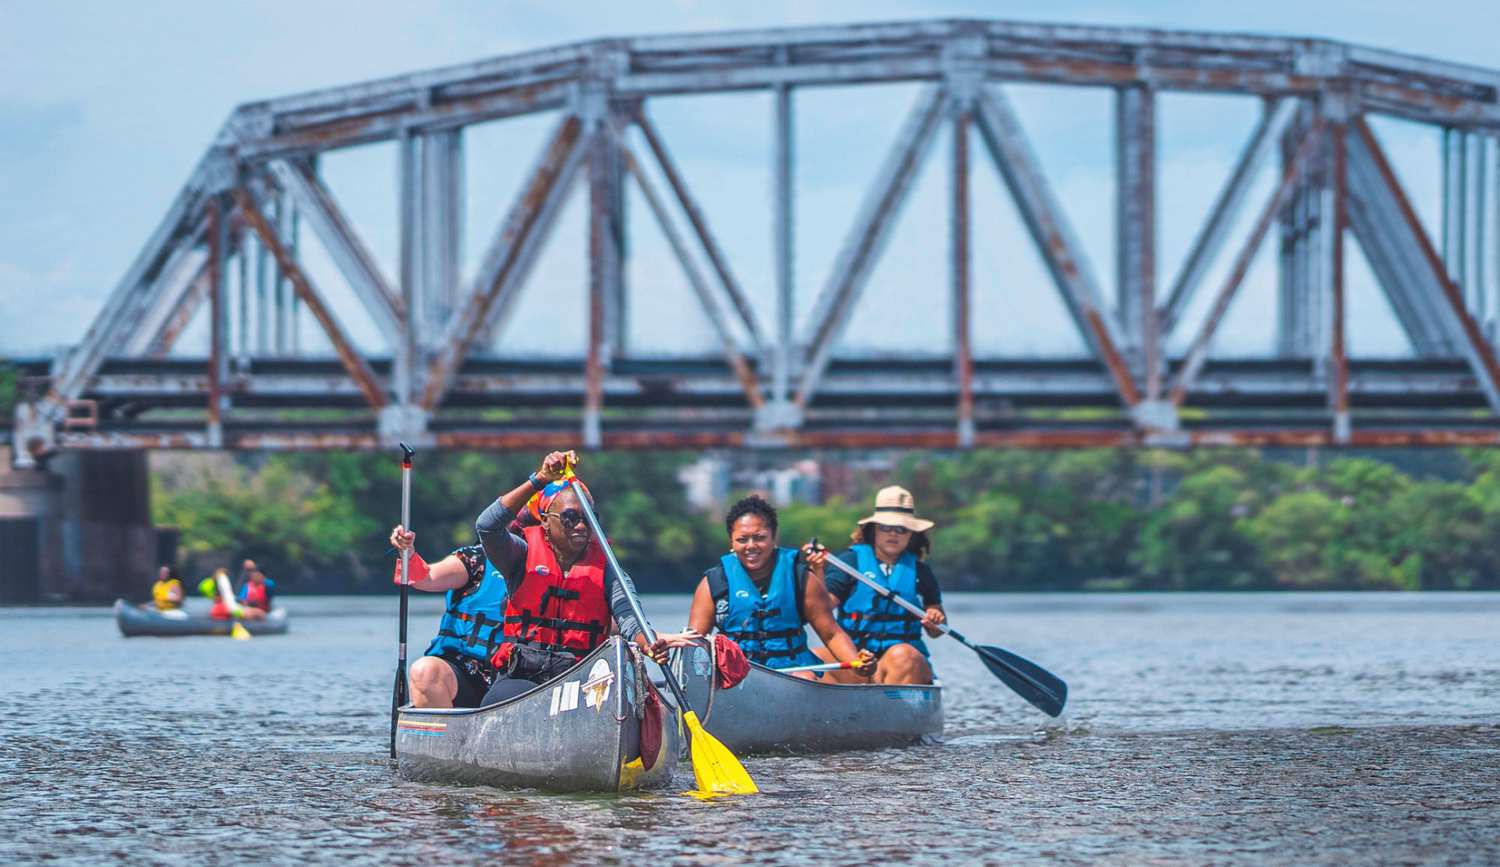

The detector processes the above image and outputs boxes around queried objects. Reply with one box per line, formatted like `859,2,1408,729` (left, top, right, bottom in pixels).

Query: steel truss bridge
13,18,1500,465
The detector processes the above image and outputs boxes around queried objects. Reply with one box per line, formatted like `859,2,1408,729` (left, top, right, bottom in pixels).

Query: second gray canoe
670,642,943,754
114,599,290,637
396,637,679,793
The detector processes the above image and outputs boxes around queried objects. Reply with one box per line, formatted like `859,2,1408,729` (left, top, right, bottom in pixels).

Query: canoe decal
582,659,614,711
882,689,934,707
398,719,447,737
550,680,582,716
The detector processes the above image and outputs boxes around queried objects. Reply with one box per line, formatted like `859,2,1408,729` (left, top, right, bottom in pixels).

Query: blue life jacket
716,548,819,670
838,544,929,658
425,558,508,664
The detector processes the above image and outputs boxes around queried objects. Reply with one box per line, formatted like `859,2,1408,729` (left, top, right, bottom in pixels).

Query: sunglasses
547,508,587,529
875,523,911,536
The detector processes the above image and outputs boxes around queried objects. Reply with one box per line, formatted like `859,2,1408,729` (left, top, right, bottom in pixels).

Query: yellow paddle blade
230,622,252,641
682,710,757,796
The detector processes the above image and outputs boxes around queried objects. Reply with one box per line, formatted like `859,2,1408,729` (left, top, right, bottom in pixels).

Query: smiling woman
685,494,874,680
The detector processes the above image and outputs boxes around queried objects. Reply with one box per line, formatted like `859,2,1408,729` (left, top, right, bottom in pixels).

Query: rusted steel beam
51,425,1500,453
268,159,405,338
617,137,765,409
952,108,975,447
235,79,572,161
1352,116,1500,411
421,115,587,411
794,85,947,410
772,78,795,414
972,85,1140,407
632,107,769,353
121,236,210,357
146,266,211,359
207,200,227,442
50,157,216,405
584,126,614,449
1187,429,1500,448
1116,83,1158,398
233,187,389,410
1161,98,1296,338
1171,122,1323,406
1344,142,1453,355
1329,121,1351,442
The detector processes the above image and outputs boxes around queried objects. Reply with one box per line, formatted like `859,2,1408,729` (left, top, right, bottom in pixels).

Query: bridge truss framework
13,18,1500,464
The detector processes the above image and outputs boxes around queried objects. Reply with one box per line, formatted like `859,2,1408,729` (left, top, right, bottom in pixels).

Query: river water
1,593,1497,864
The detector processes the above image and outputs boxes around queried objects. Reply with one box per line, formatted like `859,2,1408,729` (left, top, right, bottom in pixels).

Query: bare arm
389,526,471,592
800,553,869,670
687,577,715,635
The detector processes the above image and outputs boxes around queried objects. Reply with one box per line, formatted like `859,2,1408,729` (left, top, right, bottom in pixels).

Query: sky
3,0,1499,363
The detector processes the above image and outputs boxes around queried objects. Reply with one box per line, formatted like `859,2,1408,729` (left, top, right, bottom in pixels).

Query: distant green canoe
113,599,289,637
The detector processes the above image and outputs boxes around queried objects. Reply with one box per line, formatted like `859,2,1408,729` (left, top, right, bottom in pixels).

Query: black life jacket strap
725,626,803,643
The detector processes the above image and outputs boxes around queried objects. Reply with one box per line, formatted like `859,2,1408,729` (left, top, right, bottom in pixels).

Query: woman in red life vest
474,450,668,705
235,562,274,621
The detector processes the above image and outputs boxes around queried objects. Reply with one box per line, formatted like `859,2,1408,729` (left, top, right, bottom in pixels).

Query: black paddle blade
975,644,1068,717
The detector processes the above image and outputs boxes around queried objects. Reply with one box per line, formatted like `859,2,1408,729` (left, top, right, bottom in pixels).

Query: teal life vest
425,558,508,664
838,544,929,658
717,548,819,670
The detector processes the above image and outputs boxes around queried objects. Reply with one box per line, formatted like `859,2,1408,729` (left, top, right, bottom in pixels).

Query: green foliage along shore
151,448,1500,593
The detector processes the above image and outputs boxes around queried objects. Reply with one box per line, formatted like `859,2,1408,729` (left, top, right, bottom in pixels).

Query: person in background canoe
474,450,669,705
202,568,243,620
683,494,875,681
234,562,274,621
818,485,946,686
149,565,184,612
388,527,508,708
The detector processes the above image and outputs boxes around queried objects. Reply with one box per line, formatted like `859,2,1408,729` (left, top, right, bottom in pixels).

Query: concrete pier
0,446,159,603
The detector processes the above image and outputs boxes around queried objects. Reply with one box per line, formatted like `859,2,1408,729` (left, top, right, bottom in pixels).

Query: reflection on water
1,593,1497,864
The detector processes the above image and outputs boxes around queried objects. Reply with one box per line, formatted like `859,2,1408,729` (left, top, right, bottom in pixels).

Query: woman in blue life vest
818,486,946,686
389,526,509,708
686,495,875,681
234,560,275,620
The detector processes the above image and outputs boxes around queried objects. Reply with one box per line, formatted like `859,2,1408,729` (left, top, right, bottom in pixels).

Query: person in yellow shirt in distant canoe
149,565,184,611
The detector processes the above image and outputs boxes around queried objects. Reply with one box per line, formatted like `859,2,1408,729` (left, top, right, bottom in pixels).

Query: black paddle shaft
390,443,414,759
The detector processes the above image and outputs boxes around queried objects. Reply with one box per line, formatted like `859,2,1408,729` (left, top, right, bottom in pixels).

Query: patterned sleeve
451,544,487,595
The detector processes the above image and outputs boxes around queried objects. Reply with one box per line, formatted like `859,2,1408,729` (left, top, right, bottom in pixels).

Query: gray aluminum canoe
670,642,942,754
396,637,679,793
114,599,290,637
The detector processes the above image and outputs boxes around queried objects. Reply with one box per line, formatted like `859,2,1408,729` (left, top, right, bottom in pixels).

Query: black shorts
437,653,496,708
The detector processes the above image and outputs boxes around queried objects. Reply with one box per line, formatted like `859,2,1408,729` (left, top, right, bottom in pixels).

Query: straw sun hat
856,485,935,533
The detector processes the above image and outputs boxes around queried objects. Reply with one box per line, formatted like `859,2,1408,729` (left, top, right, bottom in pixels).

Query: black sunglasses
875,523,911,536
547,508,587,529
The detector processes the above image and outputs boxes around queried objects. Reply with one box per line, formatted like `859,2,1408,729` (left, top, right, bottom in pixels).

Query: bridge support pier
0,446,159,603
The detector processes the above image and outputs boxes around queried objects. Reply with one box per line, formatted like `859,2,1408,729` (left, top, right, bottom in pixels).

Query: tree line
150,447,1500,593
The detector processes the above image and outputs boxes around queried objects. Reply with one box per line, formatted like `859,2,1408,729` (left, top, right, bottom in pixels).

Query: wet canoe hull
672,643,943,754
113,599,290,637
396,638,678,793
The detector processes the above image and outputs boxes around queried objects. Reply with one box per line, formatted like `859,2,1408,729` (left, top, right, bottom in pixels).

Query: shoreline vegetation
149,448,1500,595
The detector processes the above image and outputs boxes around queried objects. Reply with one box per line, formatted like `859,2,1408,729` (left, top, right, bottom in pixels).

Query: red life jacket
490,525,611,670
242,581,269,610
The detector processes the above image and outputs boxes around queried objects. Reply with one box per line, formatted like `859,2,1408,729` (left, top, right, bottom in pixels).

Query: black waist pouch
506,645,579,683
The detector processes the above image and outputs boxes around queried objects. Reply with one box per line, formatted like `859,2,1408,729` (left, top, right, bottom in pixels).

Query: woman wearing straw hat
817,485,946,685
